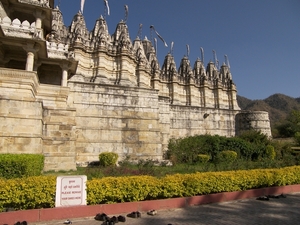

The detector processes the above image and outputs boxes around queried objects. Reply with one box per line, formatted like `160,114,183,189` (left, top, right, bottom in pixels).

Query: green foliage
265,145,276,160
294,132,300,146
215,150,237,163
219,137,252,159
0,176,56,211
238,130,271,160
197,154,210,163
166,133,269,164
276,110,300,137
87,166,300,205
2,166,300,210
98,152,118,167
0,154,44,179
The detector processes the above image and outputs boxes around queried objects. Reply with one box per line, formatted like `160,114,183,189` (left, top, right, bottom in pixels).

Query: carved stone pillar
23,44,39,71
26,52,35,71
60,63,69,87
34,10,45,29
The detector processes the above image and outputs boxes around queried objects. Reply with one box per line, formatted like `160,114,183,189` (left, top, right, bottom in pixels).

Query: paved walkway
29,193,300,225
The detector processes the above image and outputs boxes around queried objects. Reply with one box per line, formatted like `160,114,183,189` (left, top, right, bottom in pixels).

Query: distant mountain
237,94,300,127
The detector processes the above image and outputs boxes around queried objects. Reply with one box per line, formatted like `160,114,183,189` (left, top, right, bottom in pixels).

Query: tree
276,110,300,137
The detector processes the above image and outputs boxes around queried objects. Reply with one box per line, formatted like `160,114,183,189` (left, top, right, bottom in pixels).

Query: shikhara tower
0,0,271,171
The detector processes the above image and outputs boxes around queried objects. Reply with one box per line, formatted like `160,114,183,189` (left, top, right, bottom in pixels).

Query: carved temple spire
112,20,132,50
90,15,110,47
50,6,68,43
68,11,89,44
161,53,177,81
178,56,192,82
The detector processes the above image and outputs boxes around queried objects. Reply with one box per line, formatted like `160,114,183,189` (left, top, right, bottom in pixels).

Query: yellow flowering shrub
0,176,56,211
1,167,300,211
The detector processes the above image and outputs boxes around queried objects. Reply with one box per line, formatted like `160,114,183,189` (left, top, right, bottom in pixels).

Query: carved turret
178,56,193,84
50,6,68,43
193,58,206,85
112,20,132,51
68,11,89,46
90,15,110,49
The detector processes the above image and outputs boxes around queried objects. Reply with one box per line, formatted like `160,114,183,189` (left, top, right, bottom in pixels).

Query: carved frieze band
17,0,50,8
0,68,39,86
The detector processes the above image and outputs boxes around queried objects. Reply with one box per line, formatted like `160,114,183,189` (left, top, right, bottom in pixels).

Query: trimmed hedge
197,154,210,163
215,150,237,163
1,166,300,211
0,154,44,179
0,176,56,211
99,152,118,167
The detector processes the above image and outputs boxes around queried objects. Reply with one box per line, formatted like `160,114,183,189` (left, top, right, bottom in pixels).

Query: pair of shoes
127,211,141,218
256,196,269,201
63,219,72,224
117,215,126,222
267,194,279,198
95,213,108,221
14,222,27,225
103,215,121,225
147,210,157,216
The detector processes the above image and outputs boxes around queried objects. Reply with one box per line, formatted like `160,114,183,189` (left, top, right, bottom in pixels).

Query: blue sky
54,0,300,100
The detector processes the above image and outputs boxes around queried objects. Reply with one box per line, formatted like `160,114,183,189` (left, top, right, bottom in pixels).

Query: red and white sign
55,175,87,207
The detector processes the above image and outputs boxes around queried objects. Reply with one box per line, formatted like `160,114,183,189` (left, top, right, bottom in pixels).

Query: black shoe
117,215,126,222
14,222,21,225
256,196,269,201
95,213,108,221
279,193,287,198
111,216,118,223
102,219,115,225
267,194,277,198
127,212,137,218
63,219,72,224
147,210,157,216
20,222,27,225
109,220,115,225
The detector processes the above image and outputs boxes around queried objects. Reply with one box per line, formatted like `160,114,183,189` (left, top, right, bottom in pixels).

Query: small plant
197,154,210,163
215,150,237,163
265,145,276,160
98,152,118,167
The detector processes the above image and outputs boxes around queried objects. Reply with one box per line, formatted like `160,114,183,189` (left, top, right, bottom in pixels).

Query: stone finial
112,20,132,50
91,15,110,46
161,53,177,81
68,11,89,43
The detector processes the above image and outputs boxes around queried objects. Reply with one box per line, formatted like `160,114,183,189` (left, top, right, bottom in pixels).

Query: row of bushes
166,131,279,164
1,166,300,211
0,154,44,179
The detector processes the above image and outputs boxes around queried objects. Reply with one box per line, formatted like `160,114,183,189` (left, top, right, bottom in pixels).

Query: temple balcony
0,16,43,40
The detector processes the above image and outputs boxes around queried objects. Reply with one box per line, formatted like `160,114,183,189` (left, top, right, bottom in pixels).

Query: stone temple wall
0,67,271,171
235,111,272,137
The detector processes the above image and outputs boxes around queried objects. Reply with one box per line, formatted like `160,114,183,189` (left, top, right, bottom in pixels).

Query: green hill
237,94,300,128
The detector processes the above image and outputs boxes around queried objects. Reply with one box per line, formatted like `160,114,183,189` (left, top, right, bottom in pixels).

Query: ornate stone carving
0,16,37,39
18,0,50,8
112,20,132,51
90,15,110,48
178,56,193,84
68,11,89,44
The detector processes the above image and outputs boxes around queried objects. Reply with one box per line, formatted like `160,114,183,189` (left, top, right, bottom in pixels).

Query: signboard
55,175,87,207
